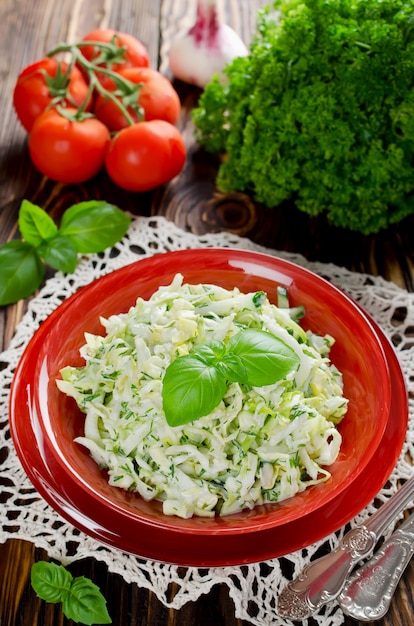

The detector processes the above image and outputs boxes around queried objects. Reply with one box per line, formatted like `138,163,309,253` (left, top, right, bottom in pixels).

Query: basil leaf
162,329,301,427
31,562,72,604
228,329,300,386
62,576,112,625
31,562,111,625
38,233,78,273
162,355,227,426
193,339,226,365
216,352,248,383
18,199,58,246
0,199,131,305
0,241,45,305
59,201,131,253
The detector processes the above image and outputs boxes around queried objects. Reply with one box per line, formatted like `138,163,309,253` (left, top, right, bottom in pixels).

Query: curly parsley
193,0,414,234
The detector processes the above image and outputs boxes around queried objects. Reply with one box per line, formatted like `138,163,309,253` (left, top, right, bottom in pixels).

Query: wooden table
1,1,413,624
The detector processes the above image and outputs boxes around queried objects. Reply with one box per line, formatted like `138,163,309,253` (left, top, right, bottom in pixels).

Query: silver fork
338,510,414,621
276,475,414,620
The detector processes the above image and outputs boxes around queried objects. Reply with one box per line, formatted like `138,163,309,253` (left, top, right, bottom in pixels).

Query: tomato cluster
13,29,186,191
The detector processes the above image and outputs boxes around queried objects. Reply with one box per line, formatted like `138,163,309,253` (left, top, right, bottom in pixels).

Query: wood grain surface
0,1,413,625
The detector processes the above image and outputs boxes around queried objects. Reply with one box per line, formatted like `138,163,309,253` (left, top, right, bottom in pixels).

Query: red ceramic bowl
10,249,404,566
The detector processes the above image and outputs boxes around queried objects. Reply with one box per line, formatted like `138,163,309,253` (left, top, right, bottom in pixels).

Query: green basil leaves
0,199,131,306
31,561,111,625
162,329,300,427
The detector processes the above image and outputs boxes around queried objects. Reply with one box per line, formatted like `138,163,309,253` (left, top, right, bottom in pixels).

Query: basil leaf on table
162,329,300,427
0,198,131,305
18,199,58,245
37,233,78,273
31,561,112,625
31,561,72,603
59,200,131,253
0,241,44,305
61,576,112,625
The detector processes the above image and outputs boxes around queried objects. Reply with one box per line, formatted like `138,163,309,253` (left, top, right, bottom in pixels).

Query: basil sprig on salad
162,328,300,427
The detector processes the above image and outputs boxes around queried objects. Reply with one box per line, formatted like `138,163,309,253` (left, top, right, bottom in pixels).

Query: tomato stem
73,78,95,116
48,41,141,127
54,104,93,123
96,82,136,126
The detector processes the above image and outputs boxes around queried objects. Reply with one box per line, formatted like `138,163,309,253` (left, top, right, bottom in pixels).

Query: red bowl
10,249,403,565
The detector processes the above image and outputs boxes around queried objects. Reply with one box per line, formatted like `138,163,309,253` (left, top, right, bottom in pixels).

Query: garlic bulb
168,0,248,88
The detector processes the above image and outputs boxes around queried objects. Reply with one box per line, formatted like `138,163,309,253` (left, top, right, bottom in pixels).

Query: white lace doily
1,216,413,626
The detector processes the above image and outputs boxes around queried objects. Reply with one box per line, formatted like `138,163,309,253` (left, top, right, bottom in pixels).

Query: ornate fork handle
277,526,376,620
338,512,414,621
277,475,414,620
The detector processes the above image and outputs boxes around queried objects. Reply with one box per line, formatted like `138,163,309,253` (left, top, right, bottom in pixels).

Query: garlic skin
168,0,248,88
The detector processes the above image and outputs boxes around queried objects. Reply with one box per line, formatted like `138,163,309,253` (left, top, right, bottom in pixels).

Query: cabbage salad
57,274,348,518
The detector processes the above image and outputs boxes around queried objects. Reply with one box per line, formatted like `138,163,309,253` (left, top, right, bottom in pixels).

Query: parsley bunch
193,0,414,234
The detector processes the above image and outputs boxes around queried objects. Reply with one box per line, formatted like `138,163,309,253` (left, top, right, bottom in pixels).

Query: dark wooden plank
1,537,414,626
0,539,247,626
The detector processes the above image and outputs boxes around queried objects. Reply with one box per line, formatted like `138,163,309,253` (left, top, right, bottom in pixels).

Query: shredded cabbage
57,274,348,518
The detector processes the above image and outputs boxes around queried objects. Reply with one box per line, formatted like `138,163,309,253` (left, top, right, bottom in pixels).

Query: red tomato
105,120,186,192
94,67,181,130
13,58,91,133
79,29,150,77
29,108,110,183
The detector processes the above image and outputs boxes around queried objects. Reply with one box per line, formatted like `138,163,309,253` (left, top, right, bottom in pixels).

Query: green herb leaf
59,200,131,253
252,291,266,307
19,199,58,245
0,198,129,306
31,562,72,604
162,328,300,426
38,233,78,273
162,355,227,427
61,576,112,625
0,241,44,305
228,329,300,386
216,352,248,383
193,339,227,365
31,562,111,625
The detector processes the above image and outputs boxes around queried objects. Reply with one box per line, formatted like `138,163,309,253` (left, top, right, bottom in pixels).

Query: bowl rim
10,248,393,539
9,305,406,565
